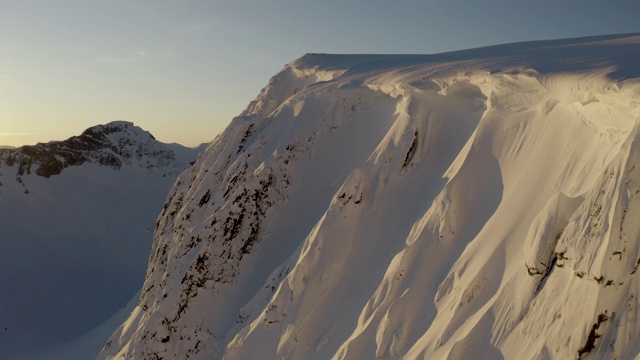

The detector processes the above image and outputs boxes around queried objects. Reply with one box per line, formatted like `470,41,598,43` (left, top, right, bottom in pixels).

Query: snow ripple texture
100,34,640,360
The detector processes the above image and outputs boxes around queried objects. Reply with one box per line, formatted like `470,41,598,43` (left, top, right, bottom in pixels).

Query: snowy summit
100,34,640,359
0,121,196,182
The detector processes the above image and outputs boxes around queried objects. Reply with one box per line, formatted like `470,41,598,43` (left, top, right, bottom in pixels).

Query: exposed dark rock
577,311,613,358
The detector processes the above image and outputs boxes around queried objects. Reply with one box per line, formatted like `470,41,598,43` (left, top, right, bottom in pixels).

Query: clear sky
1,0,639,147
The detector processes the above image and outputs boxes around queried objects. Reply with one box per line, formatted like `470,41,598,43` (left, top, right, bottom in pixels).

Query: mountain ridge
0,121,203,181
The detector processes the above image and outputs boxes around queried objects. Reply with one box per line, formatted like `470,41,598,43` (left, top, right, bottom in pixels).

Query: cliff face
101,34,640,359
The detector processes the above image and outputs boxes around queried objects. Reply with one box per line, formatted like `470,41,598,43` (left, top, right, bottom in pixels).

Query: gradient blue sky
1,0,639,147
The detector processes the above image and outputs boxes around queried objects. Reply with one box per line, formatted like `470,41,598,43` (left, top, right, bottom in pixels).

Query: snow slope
101,34,640,359
0,121,202,359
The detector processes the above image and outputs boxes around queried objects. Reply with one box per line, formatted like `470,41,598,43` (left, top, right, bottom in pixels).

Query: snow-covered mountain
101,34,640,360
0,121,203,359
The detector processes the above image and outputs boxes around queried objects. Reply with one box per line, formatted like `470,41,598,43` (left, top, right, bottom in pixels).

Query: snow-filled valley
12,34,640,360
0,122,202,359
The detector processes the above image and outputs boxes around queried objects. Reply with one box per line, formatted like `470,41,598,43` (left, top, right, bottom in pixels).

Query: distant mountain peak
81,120,152,139
0,121,197,184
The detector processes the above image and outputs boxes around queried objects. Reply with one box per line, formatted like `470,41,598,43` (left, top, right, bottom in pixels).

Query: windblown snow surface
101,34,640,360
0,121,202,359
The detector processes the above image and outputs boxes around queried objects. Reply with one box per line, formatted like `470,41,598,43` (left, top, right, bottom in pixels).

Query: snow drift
101,34,640,359
0,121,201,359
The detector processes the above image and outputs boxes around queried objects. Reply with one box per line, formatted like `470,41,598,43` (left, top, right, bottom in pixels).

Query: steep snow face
0,122,202,359
101,34,640,360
